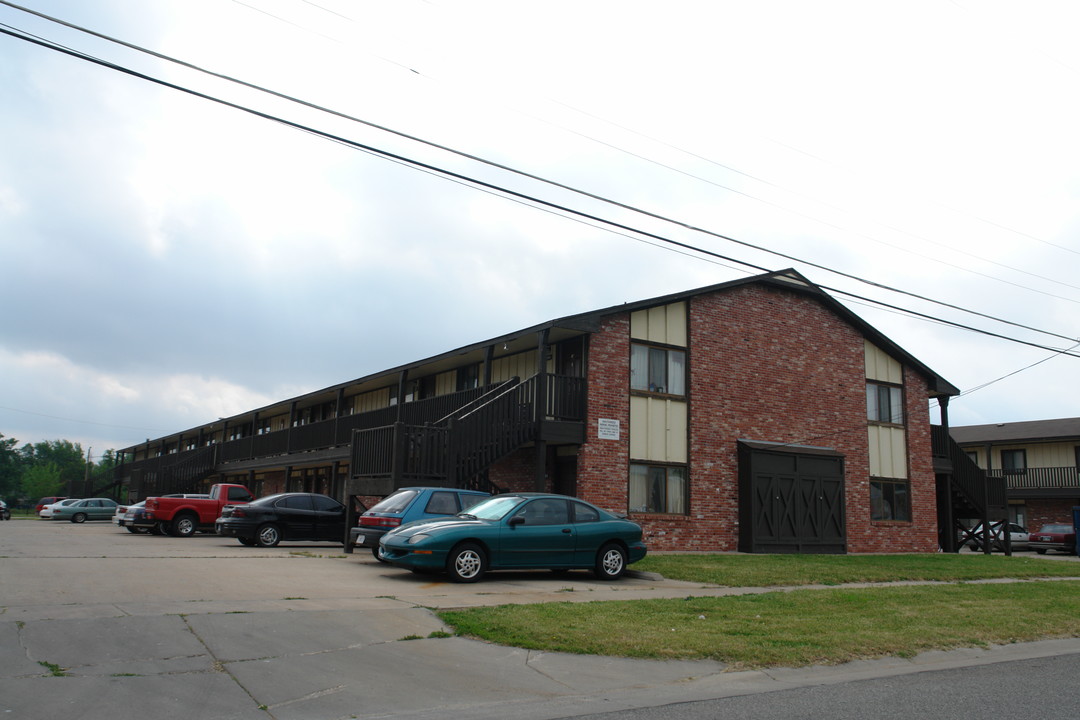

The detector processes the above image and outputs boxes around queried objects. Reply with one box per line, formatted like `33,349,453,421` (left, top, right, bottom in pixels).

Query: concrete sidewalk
2,520,1079,720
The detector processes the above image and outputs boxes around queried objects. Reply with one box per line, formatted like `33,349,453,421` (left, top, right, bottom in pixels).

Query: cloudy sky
1,0,1078,458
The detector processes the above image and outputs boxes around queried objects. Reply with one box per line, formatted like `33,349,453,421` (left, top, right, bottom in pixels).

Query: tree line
0,433,119,506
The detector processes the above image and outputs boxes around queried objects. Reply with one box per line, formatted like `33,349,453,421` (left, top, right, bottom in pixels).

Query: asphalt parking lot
3,520,1079,720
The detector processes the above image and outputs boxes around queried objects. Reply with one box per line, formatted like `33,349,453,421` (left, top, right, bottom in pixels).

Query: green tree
20,440,86,494
0,433,24,500
21,462,64,501
90,449,119,489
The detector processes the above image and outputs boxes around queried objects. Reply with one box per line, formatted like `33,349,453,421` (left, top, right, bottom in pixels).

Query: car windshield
369,489,419,514
1039,525,1072,533
459,495,527,520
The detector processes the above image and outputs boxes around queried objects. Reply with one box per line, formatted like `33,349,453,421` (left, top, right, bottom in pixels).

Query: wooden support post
534,329,549,492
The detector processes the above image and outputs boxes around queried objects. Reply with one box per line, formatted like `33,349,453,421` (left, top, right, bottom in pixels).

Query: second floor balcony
986,467,1080,496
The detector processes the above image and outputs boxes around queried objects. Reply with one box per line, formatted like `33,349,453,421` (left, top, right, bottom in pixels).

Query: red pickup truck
144,484,255,537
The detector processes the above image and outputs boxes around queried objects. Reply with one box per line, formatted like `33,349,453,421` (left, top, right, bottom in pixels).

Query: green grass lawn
437,553,1080,669
634,551,1080,586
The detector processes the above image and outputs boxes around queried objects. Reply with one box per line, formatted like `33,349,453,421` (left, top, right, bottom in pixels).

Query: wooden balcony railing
987,467,1080,491
114,376,587,493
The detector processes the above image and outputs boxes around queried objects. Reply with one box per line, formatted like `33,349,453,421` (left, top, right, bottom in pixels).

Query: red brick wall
577,315,631,515
575,283,941,553
1025,499,1079,532
489,448,545,493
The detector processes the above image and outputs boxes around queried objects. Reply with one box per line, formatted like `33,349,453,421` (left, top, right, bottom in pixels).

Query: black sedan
216,493,347,547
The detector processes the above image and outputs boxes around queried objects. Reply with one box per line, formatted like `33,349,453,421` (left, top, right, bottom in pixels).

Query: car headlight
407,533,431,545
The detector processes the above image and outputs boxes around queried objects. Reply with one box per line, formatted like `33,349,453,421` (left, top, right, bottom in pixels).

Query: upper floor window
1001,449,1027,474
866,383,903,425
457,364,480,392
631,344,686,396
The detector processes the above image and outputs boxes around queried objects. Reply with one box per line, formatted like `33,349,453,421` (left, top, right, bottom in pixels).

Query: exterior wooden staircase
933,425,1010,553
350,373,586,496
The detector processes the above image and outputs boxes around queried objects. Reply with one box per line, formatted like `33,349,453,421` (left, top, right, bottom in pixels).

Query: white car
0,499,9,521
39,498,80,519
962,522,1029,551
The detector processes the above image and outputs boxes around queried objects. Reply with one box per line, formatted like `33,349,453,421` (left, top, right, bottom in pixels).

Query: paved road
572,652,1080,720
2,520,1078,720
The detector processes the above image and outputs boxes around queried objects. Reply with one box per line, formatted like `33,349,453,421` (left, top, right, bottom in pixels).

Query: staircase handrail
435,377,520,426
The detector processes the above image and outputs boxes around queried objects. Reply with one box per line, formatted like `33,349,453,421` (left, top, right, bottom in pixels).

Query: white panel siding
630,396,688,463
868,425,908,478
354,387,391,413
436,371,456,396
631,302,687,346
1004,442,1076,468
490,350,539,384
864,340,903,384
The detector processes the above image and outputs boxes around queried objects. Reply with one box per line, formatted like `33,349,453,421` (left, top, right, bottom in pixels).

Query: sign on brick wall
597,418,620,440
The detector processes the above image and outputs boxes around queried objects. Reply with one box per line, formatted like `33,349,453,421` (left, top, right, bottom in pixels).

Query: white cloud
1,0,1079,451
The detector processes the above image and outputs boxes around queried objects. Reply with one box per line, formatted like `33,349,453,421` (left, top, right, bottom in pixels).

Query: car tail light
359,516,401,529
230,508,246,518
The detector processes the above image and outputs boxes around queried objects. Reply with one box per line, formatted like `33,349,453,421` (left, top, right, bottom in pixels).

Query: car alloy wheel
595,543,626,580
256,524,281,548
447,542,486,583
171,514,197,538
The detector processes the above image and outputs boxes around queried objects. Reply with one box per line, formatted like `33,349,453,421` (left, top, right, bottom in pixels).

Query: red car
1028,524,1076,555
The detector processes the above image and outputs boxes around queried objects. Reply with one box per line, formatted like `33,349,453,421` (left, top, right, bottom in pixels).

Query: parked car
351,487,490,559
216,492,347,547
379,493,647,583
0,499,9,521
961,522,1029,551
35,496,68,514
144,484,253,537
122,494,209,534
52,498,119,523
1028,524,1077,555
40,498,81,519
114,501,146,532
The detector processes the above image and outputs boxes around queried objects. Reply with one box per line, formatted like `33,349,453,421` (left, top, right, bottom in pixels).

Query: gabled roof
563,268,958,397
122,268,957,451
951,417,1080,445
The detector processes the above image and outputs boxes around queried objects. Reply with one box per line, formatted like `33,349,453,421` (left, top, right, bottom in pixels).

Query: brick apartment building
112,269,963,553
951,417,1080,532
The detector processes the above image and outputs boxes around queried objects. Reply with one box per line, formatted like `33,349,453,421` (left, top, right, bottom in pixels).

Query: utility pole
83,447,92,497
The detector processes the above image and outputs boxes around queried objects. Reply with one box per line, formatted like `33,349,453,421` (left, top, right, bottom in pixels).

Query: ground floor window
629,463,687,514
870,479,910,521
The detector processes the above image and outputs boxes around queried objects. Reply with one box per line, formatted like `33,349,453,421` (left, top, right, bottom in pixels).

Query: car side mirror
508,515,524,527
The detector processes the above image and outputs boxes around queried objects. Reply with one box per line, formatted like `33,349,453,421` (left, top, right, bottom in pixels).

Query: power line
1,20,1078,362
956,341,1080,399
0,405,164,433
254,0,1080,279
4,0,1080,342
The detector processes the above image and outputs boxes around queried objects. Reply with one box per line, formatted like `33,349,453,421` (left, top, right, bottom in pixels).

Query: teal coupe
378,493,647,582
